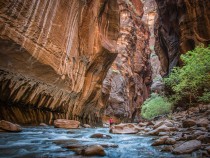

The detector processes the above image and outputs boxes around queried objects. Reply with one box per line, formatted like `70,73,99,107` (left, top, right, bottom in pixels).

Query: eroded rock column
103,0,152,122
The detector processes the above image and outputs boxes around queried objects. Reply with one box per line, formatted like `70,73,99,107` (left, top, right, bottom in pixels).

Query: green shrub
141,93,173,120
164,45,210,105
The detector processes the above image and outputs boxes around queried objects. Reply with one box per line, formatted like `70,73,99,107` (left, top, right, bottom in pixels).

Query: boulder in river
0,120,22,132
109,123,140,134
172,140,201,154
90,133,112,139
54,119,80,129
84,145,106,156
66,144,106,156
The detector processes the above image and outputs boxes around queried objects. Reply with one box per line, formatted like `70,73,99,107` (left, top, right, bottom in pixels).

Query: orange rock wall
0,0,119,125
103,0,151,122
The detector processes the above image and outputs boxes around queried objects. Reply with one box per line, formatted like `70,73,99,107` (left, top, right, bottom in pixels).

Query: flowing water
0,126,186,158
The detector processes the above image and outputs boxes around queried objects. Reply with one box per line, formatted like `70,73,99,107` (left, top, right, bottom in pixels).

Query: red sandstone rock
109,123,141,134
103,0,151,122
0,0,120,125
54,119,80,129
0,120,22,132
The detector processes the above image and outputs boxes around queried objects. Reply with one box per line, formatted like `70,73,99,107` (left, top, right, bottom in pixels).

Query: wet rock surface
54,119,80,129
109,123,141,134
0,126,178,158
0,120,22,132
146,104,210,157
90,133,112,139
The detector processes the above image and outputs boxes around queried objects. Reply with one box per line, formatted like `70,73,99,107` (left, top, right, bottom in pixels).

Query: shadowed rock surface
155,0,210,75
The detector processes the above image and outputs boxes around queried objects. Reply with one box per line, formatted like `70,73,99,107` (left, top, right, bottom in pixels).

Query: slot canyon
0,0,209,157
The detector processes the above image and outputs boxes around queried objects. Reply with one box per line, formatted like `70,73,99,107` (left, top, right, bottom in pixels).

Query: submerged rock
53,139,79,147
0,120,22,132
54,119,80,129
90,133,112,139
110,123,141,134
66,144,106,156
100,144,118,148
172,140,201,154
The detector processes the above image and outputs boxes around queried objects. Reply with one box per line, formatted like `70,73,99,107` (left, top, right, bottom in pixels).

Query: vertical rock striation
155,0,210,75
141,0,164,93
103,0,151,122
0,0,119,125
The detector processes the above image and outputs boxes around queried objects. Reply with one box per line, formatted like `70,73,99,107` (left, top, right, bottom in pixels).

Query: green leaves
141,93,173,120
164,45,210,105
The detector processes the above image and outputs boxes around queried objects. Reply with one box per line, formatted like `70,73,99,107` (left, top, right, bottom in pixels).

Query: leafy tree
164,45,210,106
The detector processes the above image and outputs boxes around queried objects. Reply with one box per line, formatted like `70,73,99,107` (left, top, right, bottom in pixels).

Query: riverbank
136,104,210,157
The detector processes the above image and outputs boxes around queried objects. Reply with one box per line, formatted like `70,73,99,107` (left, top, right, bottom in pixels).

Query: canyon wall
103,0,151,122
0,0,119,125
155,0,210,75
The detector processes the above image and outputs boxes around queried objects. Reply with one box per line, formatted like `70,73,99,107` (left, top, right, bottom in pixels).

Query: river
0,126,187,158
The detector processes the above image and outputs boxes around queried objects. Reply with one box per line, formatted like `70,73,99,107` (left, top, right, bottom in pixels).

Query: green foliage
164,45,210,105
141,93,173,120
198,90,210,103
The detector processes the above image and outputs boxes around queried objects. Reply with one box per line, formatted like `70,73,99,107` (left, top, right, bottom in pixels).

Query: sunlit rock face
155,0,210,75
0,0,119,125
103,0,152,122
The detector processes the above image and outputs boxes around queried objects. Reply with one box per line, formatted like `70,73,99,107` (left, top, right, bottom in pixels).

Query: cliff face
103,0,151,122
155,0,210,75
0,0,119,125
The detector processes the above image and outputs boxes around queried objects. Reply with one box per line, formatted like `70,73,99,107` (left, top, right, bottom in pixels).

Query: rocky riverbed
0,105,209,157
136,104,210,157
0,126,180,158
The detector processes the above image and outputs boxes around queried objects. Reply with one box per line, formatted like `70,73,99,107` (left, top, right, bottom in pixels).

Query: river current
0,126,186,158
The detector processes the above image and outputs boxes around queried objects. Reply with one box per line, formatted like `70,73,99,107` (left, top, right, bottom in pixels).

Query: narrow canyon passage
0,0,209,157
